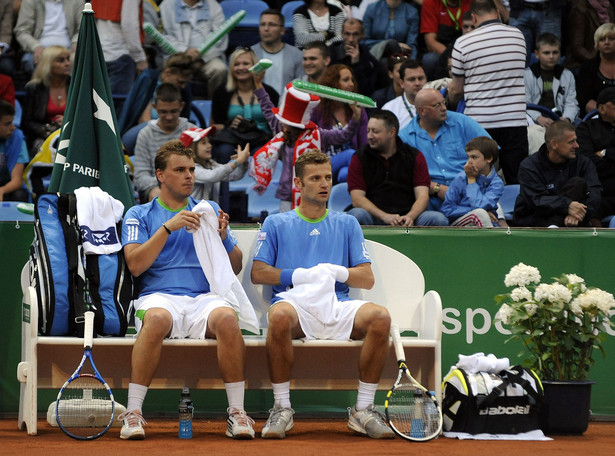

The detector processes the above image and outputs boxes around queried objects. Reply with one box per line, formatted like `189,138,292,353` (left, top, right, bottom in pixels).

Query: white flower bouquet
495,263,615,380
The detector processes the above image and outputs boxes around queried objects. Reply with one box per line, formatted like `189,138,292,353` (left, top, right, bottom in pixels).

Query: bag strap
476,376,510,408
502,366,543,404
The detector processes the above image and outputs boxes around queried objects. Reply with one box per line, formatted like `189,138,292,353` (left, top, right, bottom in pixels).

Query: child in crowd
0,99,29,202
524,33,580,127
179,127,249,202
441,136,505,227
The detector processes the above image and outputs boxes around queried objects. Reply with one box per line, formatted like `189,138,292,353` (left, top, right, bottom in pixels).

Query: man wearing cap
133,83,196,203
576,87,615,221
251,149,395,440
514,120,602,227
252,76,362,212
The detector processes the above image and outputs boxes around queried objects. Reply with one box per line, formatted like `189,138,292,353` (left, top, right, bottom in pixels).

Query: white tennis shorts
275,297,368,340
134,292,233,339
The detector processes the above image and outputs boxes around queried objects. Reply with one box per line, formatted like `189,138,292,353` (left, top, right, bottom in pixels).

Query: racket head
385,325,442,441
56,371,115,440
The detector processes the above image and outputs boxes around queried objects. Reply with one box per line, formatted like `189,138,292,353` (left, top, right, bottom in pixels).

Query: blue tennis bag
29,193,133,336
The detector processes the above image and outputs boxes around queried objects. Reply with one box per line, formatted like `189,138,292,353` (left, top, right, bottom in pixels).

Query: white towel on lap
74,186,124,255
189,201,259,334
277,263,345,326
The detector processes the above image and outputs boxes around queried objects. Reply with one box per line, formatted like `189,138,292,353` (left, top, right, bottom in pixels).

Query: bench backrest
233,229,426,333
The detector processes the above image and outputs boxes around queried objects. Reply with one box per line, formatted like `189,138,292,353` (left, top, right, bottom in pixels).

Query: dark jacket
329,42,380,96
21,81,51,148
514,144,602,226
576,116,615,217
355,138,418,215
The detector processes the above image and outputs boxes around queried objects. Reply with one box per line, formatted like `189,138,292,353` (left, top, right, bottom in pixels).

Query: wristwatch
433,183,441,196
600,149,607,158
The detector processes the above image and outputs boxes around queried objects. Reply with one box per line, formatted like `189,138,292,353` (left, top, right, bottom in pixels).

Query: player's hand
166,209,202,232
217,210,229,239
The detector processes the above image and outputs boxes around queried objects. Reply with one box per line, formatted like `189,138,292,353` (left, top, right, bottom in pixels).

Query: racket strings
387,384,441,439
57,375,114,438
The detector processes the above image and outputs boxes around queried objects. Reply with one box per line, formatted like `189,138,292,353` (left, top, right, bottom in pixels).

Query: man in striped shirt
448,0,528,184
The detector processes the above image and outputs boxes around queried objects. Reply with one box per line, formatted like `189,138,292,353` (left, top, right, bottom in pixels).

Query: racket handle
84,311,95,349
391,324,405,363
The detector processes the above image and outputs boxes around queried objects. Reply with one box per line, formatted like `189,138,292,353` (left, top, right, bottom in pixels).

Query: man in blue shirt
399,88,490,210
251,150,394,440
120,139,255,440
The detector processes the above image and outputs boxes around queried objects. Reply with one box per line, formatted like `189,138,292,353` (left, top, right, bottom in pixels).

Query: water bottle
178,386,193,439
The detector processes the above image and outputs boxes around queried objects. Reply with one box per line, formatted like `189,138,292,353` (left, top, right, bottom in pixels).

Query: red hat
273,83,320,129
179,126,216,148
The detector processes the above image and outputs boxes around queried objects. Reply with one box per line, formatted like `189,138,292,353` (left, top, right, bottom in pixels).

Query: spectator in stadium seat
292,0,345,50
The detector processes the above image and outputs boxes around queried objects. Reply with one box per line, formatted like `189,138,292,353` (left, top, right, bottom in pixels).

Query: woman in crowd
577,22,615,116
362,0,420,59
310,64,368,183
210,47,278,163
293,0,346,49
21,46,71,156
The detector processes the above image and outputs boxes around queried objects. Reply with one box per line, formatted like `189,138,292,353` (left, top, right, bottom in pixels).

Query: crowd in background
1,0,614,228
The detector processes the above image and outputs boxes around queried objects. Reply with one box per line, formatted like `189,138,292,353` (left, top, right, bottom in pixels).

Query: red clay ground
2,418,614,456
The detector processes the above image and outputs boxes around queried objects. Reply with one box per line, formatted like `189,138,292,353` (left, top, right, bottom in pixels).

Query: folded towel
74,186,124,255
457,352,510,374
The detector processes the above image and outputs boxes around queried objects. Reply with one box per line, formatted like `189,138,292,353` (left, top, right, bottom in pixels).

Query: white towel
456,352,510,374
277,263,346,326
189,201,259,334
74,186,124,255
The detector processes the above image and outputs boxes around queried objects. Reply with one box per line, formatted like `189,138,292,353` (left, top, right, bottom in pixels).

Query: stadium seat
190,100,212,128
281,1,303,28
220,0,269,50
526,103,560,121
498,184,520,222
581,109,599,123
121,122,148,156
14,99,22,127
328,182,352,212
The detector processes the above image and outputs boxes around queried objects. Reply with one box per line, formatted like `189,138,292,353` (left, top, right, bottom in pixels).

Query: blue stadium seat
219,0,269,50
328,182,352,212
121,122,148,156
526,103,560,121
499,184,520,222
281,1,303,28
190,100,212,128
14,99,22,127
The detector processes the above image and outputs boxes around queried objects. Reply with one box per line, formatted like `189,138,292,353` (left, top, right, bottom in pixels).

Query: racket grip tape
84,311,95,349
390,324,406,363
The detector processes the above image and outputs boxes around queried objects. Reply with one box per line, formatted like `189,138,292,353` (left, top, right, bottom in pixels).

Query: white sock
225,381,245,412
126,382,148,413
272,381,291,409
355,380,378,411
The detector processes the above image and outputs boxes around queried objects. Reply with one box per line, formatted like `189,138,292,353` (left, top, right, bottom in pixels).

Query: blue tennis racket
56,311,115,439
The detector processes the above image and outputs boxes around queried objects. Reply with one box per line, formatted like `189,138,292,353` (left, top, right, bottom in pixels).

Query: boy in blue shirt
0,100,29,202
441,136,505,227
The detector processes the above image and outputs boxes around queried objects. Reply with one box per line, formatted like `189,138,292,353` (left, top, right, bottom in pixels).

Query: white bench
17,229,442,435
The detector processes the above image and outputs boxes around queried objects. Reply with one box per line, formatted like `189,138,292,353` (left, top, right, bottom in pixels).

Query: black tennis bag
29,192,133,337
441,365,543,434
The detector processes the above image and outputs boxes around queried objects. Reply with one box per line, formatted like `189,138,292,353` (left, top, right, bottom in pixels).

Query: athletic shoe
226,408,255,439
347,405,394,439
119,410,147,440
261,406,295,439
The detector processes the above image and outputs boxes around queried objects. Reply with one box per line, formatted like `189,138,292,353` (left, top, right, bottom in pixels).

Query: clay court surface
2,418,614,456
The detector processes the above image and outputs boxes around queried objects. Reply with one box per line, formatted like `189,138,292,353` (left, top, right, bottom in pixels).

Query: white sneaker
119,410,147,440
347,405,394,439
261,406,294,439
226,408,255,439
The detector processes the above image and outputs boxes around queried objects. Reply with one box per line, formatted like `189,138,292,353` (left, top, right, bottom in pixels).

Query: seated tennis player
250,149,394,439
120,140,257,440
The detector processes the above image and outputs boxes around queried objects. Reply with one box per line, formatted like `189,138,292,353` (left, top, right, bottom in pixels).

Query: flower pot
540,380,594,435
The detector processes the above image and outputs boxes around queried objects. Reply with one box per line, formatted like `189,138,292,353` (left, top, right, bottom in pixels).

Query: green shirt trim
294,208,328,223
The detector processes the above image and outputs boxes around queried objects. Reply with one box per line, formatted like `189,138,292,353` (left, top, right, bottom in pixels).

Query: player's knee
267,304,295,336
211,308,241,339
367,305,391,335
141,309,173,337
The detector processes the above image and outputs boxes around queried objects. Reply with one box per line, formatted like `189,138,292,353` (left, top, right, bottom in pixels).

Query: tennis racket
385,325,442,442
56,311,115,440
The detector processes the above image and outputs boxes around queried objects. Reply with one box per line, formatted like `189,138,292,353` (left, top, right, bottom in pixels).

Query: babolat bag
29,192,133,337
441,365,543,434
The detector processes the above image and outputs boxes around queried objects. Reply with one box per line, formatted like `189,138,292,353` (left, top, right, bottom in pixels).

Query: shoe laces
267,407,291,425
118,410,147,427
228,408,255,427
